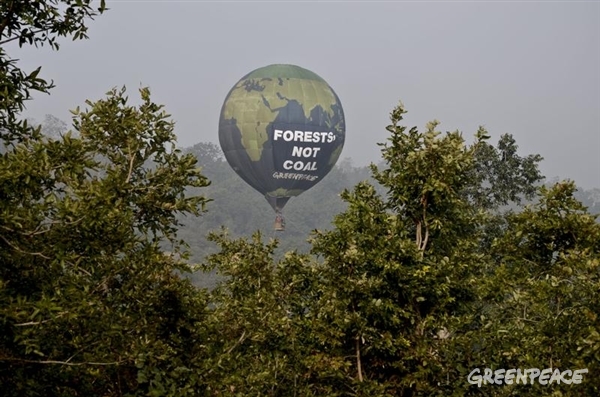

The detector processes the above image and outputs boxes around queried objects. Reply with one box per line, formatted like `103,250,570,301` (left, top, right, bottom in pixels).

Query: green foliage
2,3,598,395
0,87,212,396
0,0,107,144
460,181,600,396
200,231,305,395
200,103,598,397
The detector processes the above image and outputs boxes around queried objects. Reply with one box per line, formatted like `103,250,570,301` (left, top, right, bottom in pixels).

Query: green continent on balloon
222,77,339,161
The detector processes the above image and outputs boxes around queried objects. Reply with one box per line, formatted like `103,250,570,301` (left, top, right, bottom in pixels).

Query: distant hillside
177,142,377,287
176,142,599,288
29,113,600,284
574,186,600,214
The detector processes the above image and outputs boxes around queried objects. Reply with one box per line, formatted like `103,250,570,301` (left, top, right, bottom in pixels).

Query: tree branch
421,223,429,252
0,26,55,46
225,330,246,355
0,356,126,366
356,336,363,382
14,311,68,327
0,234,51,259
0,0,16,39
125,145,135,183
418,195,429,253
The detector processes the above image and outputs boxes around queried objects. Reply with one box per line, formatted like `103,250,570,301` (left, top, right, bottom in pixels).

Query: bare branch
125,145,135,183
421,224,429,252
0,356,126,366
0,234,51,259
355,336,363,382
225,330,247,355
14,311,69,327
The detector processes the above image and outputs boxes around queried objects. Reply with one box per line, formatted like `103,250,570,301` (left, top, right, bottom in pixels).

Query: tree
574,186,600,216
0,2,225,394
298,104,543,395
457,181,600,396
198,231,311,395
0,86,213,395
40,114,69,138
200,103,551,396
0,0,107,145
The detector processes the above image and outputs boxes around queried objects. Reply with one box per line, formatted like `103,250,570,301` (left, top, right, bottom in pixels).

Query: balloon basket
274,214,285,232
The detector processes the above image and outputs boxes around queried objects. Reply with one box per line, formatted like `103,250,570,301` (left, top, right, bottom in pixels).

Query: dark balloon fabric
218,64,345,211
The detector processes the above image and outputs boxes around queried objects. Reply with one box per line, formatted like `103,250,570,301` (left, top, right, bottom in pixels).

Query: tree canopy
1,2,598,396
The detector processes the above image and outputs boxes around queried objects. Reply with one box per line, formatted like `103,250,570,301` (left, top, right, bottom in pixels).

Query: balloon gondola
218,64,346,231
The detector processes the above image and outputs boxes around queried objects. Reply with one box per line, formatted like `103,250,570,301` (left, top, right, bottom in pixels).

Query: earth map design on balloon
218,64,346,212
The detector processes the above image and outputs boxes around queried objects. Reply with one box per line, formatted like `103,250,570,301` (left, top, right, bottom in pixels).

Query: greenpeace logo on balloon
273,129,336,143
272,172,319,181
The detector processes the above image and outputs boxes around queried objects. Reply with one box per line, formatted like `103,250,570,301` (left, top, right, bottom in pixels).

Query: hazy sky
10,1,600,188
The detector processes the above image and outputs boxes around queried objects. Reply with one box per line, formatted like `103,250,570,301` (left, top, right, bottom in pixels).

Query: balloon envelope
218,64,345,211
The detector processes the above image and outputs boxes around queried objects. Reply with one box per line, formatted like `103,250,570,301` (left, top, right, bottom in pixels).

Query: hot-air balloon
218,64,345,231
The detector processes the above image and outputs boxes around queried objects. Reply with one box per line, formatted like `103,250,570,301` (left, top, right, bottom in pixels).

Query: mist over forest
32,114,600,264
179,140,600,285
25,115,600,291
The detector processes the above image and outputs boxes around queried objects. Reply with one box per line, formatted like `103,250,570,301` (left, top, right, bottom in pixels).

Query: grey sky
11,1,600,188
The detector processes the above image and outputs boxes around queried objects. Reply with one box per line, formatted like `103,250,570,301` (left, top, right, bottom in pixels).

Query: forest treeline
1,2,599,396
178,141,600,289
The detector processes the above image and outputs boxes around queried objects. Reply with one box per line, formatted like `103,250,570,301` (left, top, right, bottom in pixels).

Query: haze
9,1,600,188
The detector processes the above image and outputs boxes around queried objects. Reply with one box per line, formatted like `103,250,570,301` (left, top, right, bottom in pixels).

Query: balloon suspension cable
274,208,285,232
